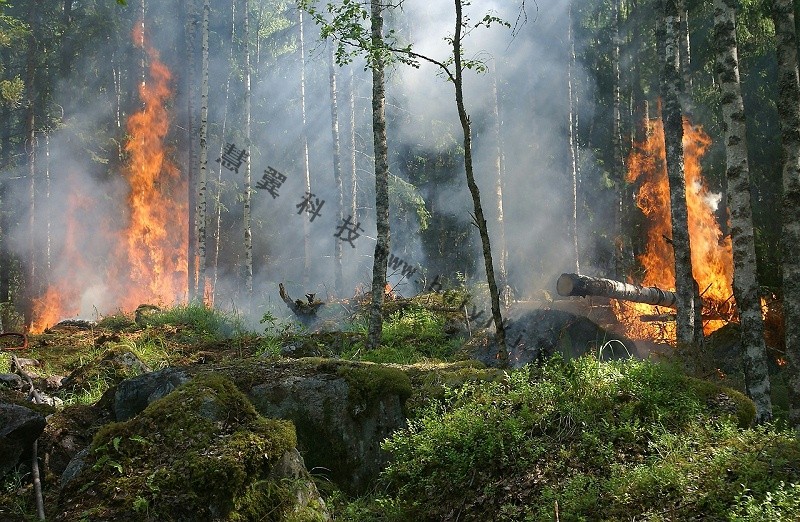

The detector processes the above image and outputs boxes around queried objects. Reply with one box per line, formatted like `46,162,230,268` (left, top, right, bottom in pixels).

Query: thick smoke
6,0,601,327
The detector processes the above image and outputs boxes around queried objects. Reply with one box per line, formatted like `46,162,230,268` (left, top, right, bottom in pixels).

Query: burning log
557,273,678,308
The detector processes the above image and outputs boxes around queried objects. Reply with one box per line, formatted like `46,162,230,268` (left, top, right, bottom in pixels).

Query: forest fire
112,24,187,311
613,116,734,342
28,26,186,332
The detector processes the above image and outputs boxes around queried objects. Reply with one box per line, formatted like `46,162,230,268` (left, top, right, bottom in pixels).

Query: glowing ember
28,23,186,332
615,115,734,341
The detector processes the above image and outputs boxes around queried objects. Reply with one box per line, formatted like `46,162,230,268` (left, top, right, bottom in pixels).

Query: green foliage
376,357,799,521
730,481,800,521
343,304,461,364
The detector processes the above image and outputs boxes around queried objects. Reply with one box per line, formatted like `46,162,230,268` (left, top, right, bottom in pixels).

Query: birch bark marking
197,0,210,302
713,0,772,422
244,0,253,301
329,43,345,296
366,0,390,351
299,8,312,287
661,0,698,349
770,0,800,428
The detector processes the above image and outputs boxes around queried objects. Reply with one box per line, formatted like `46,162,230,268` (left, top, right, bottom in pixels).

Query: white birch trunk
771,0,800,429
329,43,344,296
714,0,772,422
299,8,311,287
366,0,389,351
244,0,253,300
661,0,698,349
197,0,209,302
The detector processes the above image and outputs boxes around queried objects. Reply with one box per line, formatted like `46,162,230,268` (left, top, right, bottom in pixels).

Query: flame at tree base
614,115,734,343
29,23,186,333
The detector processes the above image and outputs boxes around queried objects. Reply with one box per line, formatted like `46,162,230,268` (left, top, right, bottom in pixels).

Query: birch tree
769,0,800,428
299,0,391,350
329,43,345,296
713,0,772,423
244,0,253,301
660,0,699,349
299,8,312,287
196,0,209,302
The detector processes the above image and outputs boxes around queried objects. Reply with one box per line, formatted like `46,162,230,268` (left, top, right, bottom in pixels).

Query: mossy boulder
242,359,410,495
55,373,328,521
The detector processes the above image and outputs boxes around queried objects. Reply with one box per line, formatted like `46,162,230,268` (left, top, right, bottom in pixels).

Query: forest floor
1,292,799,521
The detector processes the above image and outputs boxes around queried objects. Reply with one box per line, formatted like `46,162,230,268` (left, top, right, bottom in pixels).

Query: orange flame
29,23,186,332
113,23,187,310
615,115,734,341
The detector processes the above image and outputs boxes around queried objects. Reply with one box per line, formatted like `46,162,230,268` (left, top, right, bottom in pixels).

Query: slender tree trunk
0,99,10,306
366,0,390,351
771,0,800,429
186,0,199,301
661,0,698,349
329,44,345,296
196,0,209,303
568,0,580,275
678,0,692,93
299,8,312,287
491,61,510,302
44,133,50,280
714,0,773,422
244,0,253,302
212,0,236,303
349,66,358,222
612,0,625,278
453,0,507,364
24,0,38,324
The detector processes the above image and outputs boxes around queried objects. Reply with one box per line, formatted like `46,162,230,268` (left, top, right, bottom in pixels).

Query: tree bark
568,0,580,275
770,0,800,428
678,0,692,93
24,0,38,325
713,0,773,423
349,66,358,222
557,272,678,307
244,0,253,302
661,0,699,349
299,8,312,288
329,43,344,296
491,61,510,303
196,0,209,303
212,0,236,304
453,0,507,364
366,0,390,351
185,0,198,300
612,0,625,278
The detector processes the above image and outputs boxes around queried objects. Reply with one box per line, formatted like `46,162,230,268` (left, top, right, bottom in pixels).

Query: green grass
341,305,461,364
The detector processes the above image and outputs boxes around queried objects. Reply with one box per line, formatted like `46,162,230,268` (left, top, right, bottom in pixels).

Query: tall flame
113,23,187,310
615,115,734,341
29,24,186,332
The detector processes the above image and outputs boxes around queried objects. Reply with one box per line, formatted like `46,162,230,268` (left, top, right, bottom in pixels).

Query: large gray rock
245,360,410,495
112,367,190,421
0,403,46,477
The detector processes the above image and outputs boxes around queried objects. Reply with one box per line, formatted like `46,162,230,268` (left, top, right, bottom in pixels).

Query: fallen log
557,273,678,308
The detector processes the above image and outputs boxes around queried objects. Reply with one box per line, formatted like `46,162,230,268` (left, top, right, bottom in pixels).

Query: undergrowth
328,356,800,522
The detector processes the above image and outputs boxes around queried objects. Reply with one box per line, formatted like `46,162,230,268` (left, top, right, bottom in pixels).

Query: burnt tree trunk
557,273,678,307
